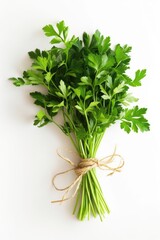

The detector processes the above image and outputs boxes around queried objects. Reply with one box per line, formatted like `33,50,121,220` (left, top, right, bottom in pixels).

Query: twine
51,147,124,203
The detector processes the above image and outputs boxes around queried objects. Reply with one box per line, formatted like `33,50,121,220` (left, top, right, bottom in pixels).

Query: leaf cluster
10,20,150,157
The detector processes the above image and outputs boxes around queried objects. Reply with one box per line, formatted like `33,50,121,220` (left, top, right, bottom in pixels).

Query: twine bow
51,147,124,203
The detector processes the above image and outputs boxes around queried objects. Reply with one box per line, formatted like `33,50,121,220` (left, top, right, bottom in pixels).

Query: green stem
62,106,109,221
79,140,87,159
73,131,110,221
92,132,105,157
84,111,90,134
62,109,79,152
63,109,77,131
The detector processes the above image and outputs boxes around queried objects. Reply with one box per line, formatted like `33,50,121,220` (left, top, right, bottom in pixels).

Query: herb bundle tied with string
10,20,150,221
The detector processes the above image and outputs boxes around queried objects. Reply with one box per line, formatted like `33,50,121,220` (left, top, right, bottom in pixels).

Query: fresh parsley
9,20,150,221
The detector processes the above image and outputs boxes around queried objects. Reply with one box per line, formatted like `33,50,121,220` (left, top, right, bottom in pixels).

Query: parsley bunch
10,21,150,220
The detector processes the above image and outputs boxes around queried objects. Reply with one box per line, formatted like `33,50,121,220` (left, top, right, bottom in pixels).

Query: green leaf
42,24,57,37
33,109,51,127
56,20,65,34
99,36,111,54
106,75,113,88
73,88,81,98
50,37,62,44
123,44,132,53
88,53,101,71
101,95,110,100
115,44,129,64
100,54,108,68
30,96,46,108
83,32,90,47
132,69,146,86
105,55,115,69
100,85,111,100
120,106,150,133
63,27,68,40
103,36,110,50
79,76,92,86
65,71,77,77
75,105,83,113
113,82,125,95
26,70,44,85
120,74,132,85
120,93,139,106
47,101,64,113
121,70,146,87
90,30,103,50
32,56,48,71
37,109,45,120
96,70,107,79
30,91,46,102
74,86,86,99
75,102,85,115
28,49,41,60
59,80,67,97
85,90,92,100
55,91,64,98
88,53,108,71
86,101,99,113
120,121,131,133
9,77,25,86
45,72,53,83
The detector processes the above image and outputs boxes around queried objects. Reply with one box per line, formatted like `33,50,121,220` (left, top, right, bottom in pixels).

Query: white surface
0,0,160,239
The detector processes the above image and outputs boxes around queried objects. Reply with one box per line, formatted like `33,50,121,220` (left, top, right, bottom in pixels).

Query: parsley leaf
34,110,51,127
132,69,146,86
42,25,57,37
120,106,150,133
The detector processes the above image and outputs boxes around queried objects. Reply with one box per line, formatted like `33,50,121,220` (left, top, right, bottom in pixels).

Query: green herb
9,20,150,220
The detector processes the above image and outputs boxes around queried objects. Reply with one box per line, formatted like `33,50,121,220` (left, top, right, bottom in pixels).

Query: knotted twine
51,147,124,203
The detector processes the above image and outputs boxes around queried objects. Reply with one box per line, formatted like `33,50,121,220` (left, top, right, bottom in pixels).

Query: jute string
51,147,124,203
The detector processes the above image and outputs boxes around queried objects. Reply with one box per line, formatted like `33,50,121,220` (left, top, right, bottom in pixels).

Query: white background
0,0,160,239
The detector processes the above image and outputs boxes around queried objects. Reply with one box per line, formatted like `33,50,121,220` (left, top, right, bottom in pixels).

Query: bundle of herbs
10,20,150,221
